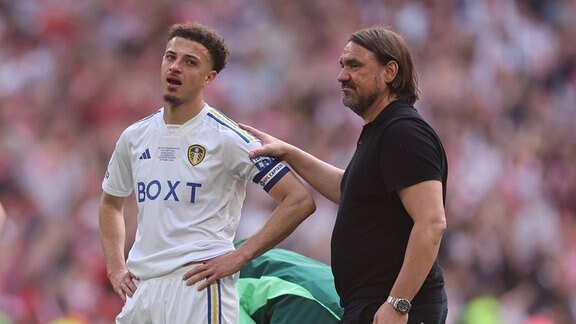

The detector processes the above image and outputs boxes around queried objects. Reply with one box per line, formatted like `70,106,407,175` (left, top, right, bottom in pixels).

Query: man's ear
383,60,398,83
204,70,218,85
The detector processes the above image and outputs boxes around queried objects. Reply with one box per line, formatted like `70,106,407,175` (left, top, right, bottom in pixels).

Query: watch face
396,299,411,313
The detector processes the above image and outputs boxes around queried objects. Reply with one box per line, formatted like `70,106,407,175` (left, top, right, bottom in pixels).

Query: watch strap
386,295,411,314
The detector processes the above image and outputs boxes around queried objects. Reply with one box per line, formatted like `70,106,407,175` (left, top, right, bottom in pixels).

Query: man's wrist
386,296,412,314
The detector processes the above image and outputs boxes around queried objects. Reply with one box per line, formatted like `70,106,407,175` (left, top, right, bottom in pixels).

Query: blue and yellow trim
208,109,256,143
207,279,222,324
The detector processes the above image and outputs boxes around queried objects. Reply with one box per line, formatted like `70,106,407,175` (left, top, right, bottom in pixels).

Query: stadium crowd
0,0,575,323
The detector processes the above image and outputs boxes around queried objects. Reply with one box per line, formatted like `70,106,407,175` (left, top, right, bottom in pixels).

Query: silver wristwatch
386,296,412,314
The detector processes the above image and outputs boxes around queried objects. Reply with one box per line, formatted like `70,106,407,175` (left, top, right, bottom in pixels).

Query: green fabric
239,307,257,324
236,241,343,323
248,294,341,324
238,276,341,321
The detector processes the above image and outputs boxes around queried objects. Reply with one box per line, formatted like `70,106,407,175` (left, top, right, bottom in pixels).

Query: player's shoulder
122,108,163,135
203,106,258,144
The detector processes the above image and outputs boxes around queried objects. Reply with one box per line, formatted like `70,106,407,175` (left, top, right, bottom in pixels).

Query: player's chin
163,94,183,106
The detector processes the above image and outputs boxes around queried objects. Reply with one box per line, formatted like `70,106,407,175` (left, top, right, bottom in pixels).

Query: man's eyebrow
185,54,200,60
340,57,362,66
164,50,200,61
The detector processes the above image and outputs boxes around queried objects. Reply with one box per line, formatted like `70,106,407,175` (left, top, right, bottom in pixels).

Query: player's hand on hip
110,269,139,302
182,252,244,291
238,123,290,160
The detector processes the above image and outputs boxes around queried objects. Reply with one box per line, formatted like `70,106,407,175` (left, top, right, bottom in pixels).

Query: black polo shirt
331,100,447,308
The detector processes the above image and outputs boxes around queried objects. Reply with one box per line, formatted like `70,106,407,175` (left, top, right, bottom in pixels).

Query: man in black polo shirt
240,26,448,324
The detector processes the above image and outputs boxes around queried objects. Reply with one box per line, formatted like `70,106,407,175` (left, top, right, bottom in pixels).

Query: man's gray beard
342,92,377,117
164,95,183,108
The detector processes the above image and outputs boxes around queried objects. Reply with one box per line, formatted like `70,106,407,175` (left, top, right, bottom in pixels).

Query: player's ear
204,71,217,85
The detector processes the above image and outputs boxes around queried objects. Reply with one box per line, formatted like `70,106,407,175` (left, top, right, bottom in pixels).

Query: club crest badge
188,145,206,166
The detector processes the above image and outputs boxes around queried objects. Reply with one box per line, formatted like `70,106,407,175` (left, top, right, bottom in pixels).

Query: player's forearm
282,145,344,204
236,188,316,263
390,218,446,300
98,204,128,277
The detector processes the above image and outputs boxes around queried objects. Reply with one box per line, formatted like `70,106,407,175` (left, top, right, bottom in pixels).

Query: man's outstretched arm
240,123,344,204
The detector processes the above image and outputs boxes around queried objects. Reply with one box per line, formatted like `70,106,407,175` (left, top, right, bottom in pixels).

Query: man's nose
169,60,182,73
337,68,349,82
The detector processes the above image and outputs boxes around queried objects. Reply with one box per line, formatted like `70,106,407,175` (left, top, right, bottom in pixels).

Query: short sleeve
379,120,444,193
102,131,134,197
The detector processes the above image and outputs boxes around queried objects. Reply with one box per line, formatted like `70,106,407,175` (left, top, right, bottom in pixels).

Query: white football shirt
102,104,290,279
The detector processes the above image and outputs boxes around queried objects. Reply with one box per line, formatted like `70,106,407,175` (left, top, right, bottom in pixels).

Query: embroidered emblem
188,145,206,166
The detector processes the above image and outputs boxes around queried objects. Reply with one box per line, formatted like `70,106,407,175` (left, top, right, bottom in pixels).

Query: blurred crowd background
0,0,575,323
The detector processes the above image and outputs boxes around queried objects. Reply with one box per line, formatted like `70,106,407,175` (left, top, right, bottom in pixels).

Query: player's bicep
99,191,126,213
223,130,295,196
250,156,291,193
264,171,304,202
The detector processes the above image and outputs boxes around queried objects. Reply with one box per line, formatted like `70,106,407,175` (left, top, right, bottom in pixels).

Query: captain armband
251,157,291,192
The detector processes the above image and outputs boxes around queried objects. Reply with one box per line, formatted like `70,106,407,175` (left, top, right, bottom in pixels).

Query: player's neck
163,99,205,125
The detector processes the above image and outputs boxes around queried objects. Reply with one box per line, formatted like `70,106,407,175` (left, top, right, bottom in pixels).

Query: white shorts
116,264,239,324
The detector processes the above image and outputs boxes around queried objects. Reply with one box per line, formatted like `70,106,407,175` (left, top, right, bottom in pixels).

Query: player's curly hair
168,22,229,73
350,26,420,105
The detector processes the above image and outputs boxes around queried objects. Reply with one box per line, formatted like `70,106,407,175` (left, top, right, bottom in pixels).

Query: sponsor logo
259,164,284,186
250,156,277,172
137,180,202,203
139,148,151,160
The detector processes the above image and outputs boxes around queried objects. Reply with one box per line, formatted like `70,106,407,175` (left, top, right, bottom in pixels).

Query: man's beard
342,75,382,117
164,95,183,108
342,91,378,117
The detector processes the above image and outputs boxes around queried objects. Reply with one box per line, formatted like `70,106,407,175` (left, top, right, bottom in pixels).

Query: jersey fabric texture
235,241,343,324
331,99,448,309
102,104,290,280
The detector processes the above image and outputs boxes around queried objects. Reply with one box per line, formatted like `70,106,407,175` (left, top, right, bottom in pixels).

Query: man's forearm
283,145,344,204
389,221,445,301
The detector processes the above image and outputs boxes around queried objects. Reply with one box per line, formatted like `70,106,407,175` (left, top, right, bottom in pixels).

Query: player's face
161,37,216,107
337,41,387,118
